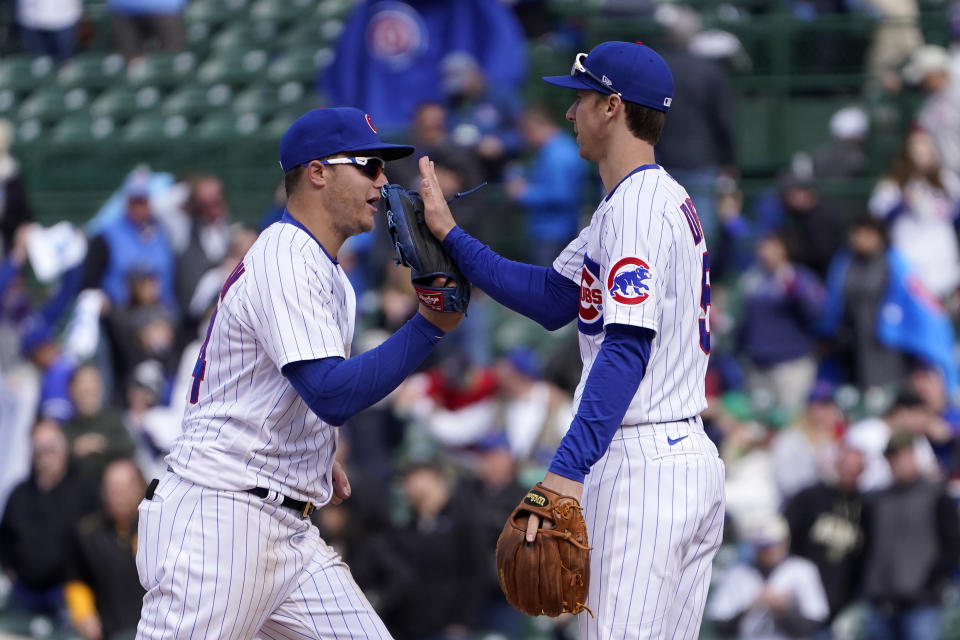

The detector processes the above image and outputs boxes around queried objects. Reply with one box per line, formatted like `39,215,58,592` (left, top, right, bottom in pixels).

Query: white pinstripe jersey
553,164,710,425
166,219,355,505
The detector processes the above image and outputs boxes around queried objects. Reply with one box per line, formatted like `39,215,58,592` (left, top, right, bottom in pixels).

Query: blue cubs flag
322,0,527,130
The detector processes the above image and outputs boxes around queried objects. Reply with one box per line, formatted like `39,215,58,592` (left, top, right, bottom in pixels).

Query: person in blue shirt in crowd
506,104,586,266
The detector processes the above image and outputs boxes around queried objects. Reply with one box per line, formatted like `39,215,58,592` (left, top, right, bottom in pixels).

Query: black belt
246,487,316,518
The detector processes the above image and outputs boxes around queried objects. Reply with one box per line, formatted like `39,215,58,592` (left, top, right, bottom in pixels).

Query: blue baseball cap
543,41,675,112
279,107,414,172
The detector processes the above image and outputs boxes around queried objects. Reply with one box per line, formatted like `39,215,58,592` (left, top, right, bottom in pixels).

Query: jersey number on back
681,198,710,353
190,260,246,404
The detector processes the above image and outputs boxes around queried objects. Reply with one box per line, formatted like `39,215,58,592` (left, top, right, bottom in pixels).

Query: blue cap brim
344,142,415,161
542,74,595,91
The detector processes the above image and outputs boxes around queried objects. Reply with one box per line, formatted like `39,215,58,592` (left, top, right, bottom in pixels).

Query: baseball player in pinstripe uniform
134,107,463,639
421,42,725,638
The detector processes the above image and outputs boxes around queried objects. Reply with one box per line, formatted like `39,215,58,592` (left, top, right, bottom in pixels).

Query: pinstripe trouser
579,417,725,640
135,473,392,640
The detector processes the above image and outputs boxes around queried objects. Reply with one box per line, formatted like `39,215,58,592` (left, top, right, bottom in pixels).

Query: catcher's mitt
379,183,470,313
496,482,592,617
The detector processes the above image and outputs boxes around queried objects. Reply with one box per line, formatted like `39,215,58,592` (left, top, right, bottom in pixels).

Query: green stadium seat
185,0,249,26
0,55,55,93
49,114,117,143
18,87,89,122
232,86,281,115
15,119,44,144
197,50,268,85
127,52,197,88
195,111,262,139
161,84,233,118
56,53,125,89
90,86,162,121
250,0,314,25
0,89,16,119
261,110,302,139
267,50,322,84
315,0,356,20
210,23,280,53
122,113,189,141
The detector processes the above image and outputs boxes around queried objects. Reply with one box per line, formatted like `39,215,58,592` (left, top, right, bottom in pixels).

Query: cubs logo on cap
608,257,652,305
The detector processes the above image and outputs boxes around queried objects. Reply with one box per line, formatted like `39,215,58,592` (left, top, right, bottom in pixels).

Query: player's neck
597,138,656,194
286,201,344,258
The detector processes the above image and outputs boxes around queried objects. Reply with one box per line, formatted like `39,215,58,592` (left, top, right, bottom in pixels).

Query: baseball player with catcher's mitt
134,107,465,639
420,42,726,639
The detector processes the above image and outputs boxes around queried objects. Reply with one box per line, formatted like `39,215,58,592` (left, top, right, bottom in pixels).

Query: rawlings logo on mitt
496,482,592,617
379,184,471,313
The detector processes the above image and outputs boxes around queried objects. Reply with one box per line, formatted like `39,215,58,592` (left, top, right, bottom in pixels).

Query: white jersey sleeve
552,225,591,282
597,198,669,332
247,225,349,369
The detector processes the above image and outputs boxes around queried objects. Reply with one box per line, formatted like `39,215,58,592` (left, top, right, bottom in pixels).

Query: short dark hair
284,166,306,198
623,101,667,146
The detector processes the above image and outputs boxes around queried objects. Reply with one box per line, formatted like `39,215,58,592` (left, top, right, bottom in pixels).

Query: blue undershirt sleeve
548,324,655,482
282,313,444,425
442,226,578,330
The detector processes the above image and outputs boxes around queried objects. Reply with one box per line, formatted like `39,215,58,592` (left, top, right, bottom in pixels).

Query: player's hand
418,155,457,242
330,460,351,505
525,471,583,542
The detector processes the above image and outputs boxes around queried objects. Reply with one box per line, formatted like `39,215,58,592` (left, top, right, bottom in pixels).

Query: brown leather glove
495,482,592,617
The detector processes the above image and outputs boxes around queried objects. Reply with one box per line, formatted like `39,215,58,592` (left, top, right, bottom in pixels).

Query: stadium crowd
2,0,960,639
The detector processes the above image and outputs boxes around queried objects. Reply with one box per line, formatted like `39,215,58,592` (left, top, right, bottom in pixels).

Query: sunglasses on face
319,156,385,181
570,52,622,97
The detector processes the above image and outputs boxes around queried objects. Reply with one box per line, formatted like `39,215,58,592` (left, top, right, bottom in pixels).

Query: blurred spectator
123,359,178,479
846,389,945,491
376,462,483,640
80,171,177,311
443,51,521,178
63,363,136,482
708,513,830,639
186,224,258,324
863,0,924,85
386,102,456,190
174,175,232,320
770,383,844,502
754,162,846,279
861,431,960,639
908,45,960,178
66,458,146,640
108,0,186,60
21,318,76,423
784,445,866,623
813,106,870,180
16,0,82,63
506,104,585,266
869,128,960,299
656,5,736,241
822,217,960,396
711,177,755,282
456,436,526,636
492,348,572,468
324,0,526,131
0,420,98,618
105,268,178,389
737,233,826,415
0,121,35,254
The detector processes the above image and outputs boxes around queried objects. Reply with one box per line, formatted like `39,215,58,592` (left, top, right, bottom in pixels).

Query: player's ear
305,160,328,189
604,94,622,120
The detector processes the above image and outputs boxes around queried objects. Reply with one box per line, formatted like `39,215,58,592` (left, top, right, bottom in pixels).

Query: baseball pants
135,473,392,640
580,417,725,640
